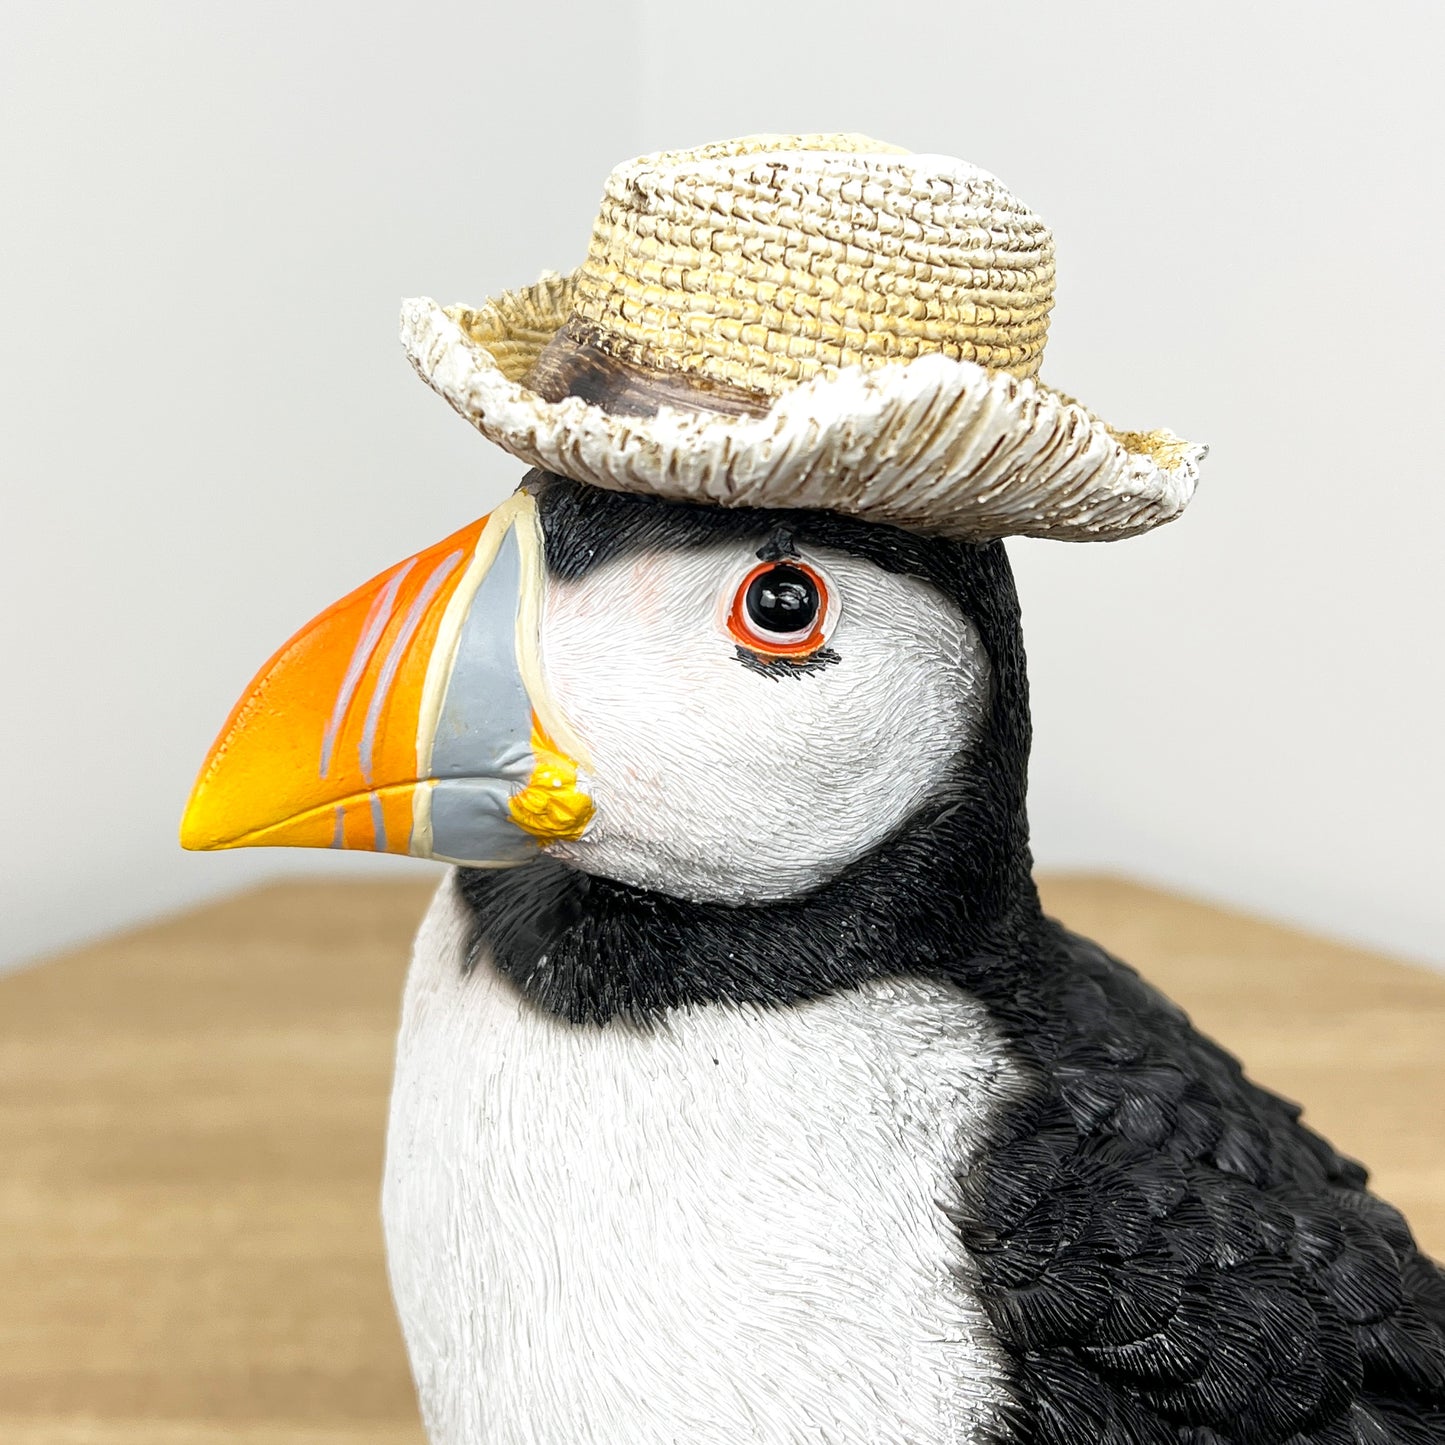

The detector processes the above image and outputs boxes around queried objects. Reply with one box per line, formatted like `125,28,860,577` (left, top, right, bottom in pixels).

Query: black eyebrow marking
756,526,800,562
732,645,840,680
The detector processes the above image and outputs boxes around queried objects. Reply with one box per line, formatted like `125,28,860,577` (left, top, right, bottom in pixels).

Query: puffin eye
727,560,832,657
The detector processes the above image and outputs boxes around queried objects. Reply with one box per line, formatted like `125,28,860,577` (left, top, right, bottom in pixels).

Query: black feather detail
457,474,1445,1443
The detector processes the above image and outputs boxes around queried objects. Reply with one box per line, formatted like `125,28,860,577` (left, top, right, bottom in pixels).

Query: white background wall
3,0,1441,971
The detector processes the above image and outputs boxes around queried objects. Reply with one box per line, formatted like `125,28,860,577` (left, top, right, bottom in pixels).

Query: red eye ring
727,559,832,657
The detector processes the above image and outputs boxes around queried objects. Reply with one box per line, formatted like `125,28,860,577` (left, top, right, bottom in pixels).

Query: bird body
385,878,1018,1445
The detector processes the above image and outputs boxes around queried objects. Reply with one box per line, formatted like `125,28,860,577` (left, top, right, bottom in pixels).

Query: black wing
949,923,1445,1445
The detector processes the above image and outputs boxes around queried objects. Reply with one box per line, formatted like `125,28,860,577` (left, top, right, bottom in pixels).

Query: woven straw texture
401,135,1204,542
573,133,1054,395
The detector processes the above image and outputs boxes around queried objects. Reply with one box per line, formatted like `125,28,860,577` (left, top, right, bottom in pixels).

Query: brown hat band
525,318,774,421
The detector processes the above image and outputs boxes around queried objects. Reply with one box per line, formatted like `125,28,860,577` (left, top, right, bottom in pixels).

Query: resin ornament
182,136,1445,1445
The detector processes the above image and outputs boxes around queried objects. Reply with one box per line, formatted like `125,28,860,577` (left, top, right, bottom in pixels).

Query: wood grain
2,875,1441,1443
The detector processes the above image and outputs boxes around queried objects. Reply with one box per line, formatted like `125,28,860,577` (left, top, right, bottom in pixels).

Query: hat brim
400,273,1204,543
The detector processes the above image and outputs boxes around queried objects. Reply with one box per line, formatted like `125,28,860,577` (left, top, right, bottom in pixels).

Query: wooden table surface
2,875,1442,1444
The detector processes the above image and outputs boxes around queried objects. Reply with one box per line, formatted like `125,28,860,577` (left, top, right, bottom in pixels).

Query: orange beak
180,490,592,865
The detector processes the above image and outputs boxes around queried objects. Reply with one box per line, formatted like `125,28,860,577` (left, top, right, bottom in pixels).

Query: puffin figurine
182,136,1445,1445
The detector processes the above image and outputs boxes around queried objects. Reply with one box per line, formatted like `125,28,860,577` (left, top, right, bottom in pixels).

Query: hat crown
569,133,1056,398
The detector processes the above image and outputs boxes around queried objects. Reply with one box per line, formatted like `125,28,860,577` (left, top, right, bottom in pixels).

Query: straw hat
402,134,1204,542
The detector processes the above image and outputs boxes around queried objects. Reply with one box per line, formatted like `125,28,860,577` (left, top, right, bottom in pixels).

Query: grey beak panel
425,522,538,865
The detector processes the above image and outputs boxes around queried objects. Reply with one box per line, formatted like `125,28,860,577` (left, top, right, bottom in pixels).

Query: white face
539,538,990,904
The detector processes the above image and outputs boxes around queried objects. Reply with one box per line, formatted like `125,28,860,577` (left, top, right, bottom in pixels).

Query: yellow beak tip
179,783,246,852
179,812,226,853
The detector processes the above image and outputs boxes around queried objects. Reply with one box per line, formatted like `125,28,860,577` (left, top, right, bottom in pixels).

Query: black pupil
745,565,819,635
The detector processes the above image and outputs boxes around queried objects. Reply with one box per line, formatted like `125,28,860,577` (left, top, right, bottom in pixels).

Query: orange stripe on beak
180,515,490,854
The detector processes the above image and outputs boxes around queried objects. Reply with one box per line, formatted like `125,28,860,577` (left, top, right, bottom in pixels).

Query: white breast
383,877,1021,1445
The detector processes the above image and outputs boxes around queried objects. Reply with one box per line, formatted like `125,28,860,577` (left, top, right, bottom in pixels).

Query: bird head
180,472,1031,909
